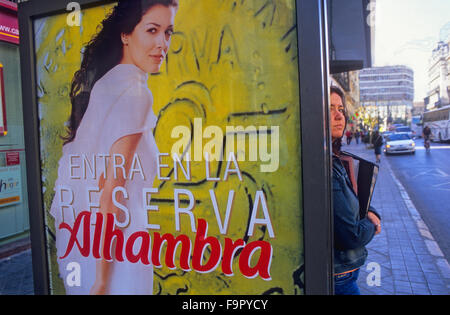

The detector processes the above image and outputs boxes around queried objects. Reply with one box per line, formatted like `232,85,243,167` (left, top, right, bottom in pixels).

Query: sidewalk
343,141,450,295
1,142,450,295
0,238,34,295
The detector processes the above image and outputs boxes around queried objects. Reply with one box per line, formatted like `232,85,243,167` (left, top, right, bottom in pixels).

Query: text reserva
56,151,274,280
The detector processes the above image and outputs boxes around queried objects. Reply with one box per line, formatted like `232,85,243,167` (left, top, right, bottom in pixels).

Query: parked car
384,133,415,155
394,126,414,139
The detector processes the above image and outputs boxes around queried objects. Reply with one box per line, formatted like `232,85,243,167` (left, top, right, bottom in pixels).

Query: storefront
0,0,30,247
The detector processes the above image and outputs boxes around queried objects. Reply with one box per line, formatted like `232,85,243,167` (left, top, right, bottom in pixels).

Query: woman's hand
367,211,381,235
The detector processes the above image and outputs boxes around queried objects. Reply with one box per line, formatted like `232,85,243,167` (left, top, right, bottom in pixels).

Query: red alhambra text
59,211,273,280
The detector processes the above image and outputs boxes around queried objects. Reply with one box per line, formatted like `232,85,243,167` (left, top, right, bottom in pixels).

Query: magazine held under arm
341,151,379,218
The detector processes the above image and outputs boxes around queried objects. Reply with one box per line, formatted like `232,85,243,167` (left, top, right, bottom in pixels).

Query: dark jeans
334,269,361,295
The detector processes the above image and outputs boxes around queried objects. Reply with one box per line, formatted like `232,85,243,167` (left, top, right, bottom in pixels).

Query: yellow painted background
35,0,303,295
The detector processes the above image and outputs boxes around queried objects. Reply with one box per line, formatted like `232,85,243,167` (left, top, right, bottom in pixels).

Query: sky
374,0,450,101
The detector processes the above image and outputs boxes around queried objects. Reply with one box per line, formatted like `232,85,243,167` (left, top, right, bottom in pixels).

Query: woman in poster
50,0,178,294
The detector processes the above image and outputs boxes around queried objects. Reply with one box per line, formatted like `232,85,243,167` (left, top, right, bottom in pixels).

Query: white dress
50,64,159,294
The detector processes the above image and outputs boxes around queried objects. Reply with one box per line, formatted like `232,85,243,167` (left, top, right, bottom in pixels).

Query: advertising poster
34,0,303,294
0,164,21,207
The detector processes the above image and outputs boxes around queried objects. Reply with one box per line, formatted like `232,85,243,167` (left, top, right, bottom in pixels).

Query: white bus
423,105,450,142
410,115,422,138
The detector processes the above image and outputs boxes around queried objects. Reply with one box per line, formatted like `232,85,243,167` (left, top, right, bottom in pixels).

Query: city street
342,141,450,294
386,140,450,262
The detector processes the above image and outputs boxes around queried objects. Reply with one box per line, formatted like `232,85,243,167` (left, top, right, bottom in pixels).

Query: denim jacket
332,154,376,274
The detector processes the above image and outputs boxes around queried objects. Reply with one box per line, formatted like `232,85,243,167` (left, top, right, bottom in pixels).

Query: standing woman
372,131,383,163
50,0,178,295
329,86,381,295
345,130,353,145
354,130,360,144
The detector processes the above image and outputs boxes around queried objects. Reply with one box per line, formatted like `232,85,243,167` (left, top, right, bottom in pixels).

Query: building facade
0,0,30,247
412,101,425,117
425,39,450,110
359,65,414,130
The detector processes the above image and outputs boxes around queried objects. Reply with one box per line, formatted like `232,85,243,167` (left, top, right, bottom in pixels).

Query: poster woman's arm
90,133,142,295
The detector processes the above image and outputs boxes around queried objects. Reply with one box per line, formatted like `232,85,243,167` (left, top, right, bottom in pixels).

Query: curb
0,237,31,260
